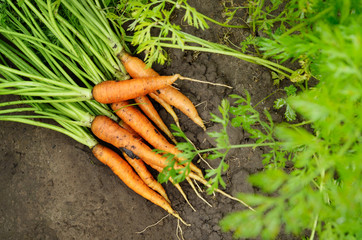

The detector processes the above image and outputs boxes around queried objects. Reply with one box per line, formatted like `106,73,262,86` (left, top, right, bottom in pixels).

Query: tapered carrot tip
191,164,204,178
194,116,206,131
172,211,191,226
174,183,196,212
188,172,255,212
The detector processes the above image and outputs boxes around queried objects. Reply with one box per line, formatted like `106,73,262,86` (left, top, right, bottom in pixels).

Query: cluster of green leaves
109,0,269,71
274,85,297,121
111,0,210,65
228,92,288,168
221,0,323,84
222,0,301,34
156,124,197,184
167,92,284,193
156,151,191,184
222,83,361,239
221,0,310,55
245,0,307,34
217,1,362,239
203,99,231,193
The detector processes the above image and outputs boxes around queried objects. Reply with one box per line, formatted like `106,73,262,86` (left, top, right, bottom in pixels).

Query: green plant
220,1,361,239
110,0,300,80
221,74,361,239
114,0,250,64
122,0,362,239
163,91,282,192
273,85,297,121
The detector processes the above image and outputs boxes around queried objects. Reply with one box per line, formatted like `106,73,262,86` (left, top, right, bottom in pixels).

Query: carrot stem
0,64,92,98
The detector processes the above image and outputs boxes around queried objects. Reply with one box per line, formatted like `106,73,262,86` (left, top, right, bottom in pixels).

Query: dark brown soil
0,1,288,239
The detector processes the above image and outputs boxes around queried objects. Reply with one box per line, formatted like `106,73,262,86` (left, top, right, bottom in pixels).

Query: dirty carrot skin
91,115,168,169
121,150,171,203
111,101,203,177
92,144,188,224
120,52,205,130
118,120,142,140
92,75,180,104
134,95,177,144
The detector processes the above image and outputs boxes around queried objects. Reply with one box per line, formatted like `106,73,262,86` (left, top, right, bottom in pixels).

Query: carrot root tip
173,212,191,227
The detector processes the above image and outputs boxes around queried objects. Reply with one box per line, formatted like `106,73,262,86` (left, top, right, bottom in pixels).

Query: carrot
119,52,205,130
134,95,177,144
120,53,180,126
91,115,169,169
117,122,194,210
154,86,206,130
121,150,171,203
111,101,203,177
118,53,204,176
119,52,159,78
92,144,188,224
111,101,176,154
92,75,180,104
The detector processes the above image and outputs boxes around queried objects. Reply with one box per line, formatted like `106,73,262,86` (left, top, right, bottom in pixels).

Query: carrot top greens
0,0,125,145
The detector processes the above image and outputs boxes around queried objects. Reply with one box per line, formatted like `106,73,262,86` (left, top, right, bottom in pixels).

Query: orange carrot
154,86,206,130
111,101,203,177
119,53,178,138
92,75,180,104
92,144,188,223
121,150,171,203
134,95,177,144
112,101,176,154
119,52,159,78
91,115,168,169
120,53,180,126
119,53,205,130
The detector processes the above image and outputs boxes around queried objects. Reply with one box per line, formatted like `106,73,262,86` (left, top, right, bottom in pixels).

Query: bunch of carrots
0,0,252,225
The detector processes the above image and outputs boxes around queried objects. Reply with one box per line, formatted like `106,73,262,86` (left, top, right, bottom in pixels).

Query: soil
0,1,290,239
